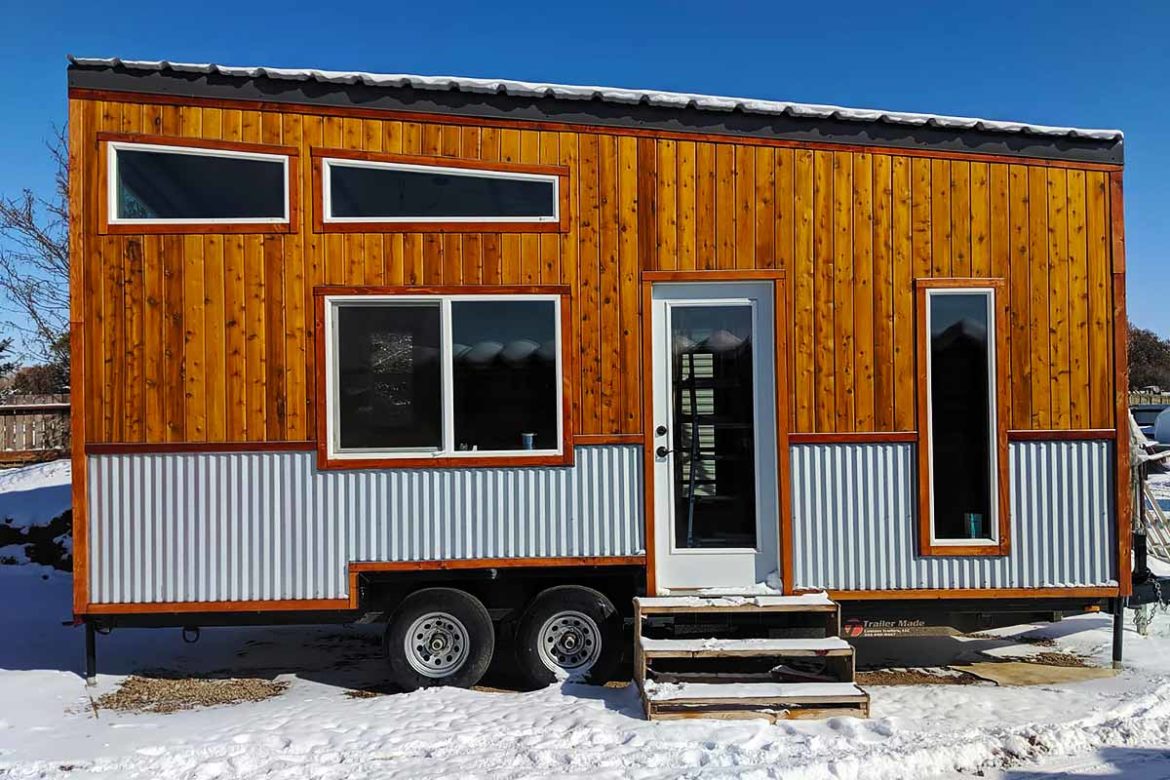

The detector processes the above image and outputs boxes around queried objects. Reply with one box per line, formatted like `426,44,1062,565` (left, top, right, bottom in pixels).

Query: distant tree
0,337,18,381
1128,322,1170,391
0,128,69,365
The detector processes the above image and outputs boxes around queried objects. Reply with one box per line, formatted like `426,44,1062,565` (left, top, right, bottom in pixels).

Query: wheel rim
536,610,602,676
404,612,470,679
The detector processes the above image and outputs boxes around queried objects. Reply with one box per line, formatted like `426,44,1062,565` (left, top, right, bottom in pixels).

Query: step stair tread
635,593,837,614
643,680,867,704
639,636,852,657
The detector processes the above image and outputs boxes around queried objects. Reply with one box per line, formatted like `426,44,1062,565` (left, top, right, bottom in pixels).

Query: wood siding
70,96,1121,444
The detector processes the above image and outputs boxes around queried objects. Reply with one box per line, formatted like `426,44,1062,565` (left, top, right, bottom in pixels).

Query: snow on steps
634,592,868,721
641,680,870,722
645,680,867,703
635,592,837,614
639,636,852,658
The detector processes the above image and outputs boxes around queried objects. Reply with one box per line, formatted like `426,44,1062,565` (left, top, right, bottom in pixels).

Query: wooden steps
639,636,853,658
634,593,868,722
636,593,838,613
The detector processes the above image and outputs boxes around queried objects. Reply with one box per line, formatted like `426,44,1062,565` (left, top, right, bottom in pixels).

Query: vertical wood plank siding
87,446,643,603
790,441,1115,590
75,97,1119,441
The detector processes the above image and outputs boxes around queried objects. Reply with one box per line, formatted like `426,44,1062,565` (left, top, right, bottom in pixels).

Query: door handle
655,446,671,458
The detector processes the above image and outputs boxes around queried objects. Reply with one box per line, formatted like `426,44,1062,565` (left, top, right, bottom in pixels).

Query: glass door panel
669,304,757,550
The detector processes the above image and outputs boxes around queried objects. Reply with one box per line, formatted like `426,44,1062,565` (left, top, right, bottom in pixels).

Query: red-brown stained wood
930,159,952,277
852,152,874,430
792,150,815,432
71,95,1120,446
871,154,894,430
1008,165,1032,429
812,152,835,432
891,156,915,431
1028,166,1051,428
832,152,854,431
715,145,735,270
1086,172,1113,428
1047,169,1071,429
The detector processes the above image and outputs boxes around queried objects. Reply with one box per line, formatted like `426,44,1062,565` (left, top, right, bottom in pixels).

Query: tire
385,588,495,692
514,585,622,688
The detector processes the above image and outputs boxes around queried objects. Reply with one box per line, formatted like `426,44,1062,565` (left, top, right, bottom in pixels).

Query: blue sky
3,1,1167,335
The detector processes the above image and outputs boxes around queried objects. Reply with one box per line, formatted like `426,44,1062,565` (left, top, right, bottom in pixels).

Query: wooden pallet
634,594,868,721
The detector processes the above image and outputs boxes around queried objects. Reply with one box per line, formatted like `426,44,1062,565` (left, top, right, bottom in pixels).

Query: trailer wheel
514,585,621,688
385,588,494,691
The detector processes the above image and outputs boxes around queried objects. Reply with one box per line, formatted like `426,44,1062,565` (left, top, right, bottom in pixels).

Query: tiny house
67,57,1130,693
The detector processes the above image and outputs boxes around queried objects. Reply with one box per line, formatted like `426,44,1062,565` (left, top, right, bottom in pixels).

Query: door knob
655,446,671,458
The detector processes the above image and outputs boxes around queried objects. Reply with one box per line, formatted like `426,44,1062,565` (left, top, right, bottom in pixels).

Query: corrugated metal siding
88,446,643,604
790,441,1116,590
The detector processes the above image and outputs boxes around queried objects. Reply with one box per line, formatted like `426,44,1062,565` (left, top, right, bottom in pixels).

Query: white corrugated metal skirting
790,440,1116,590
87,446,643,604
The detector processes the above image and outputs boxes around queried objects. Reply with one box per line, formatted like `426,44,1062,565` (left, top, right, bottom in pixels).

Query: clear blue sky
3,1,1167,333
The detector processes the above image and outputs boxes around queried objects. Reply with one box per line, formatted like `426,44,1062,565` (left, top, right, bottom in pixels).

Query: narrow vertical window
916,281,1009,556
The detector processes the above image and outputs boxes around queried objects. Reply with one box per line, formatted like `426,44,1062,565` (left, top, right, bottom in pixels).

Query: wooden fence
1130,392,1170,407
0,394,70,463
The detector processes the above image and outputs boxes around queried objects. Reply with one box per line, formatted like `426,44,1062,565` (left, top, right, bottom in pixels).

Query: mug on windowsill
521,432,536,450
964,512,984,539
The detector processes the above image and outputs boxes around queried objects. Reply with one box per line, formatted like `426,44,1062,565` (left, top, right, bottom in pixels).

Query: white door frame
649,281,779,593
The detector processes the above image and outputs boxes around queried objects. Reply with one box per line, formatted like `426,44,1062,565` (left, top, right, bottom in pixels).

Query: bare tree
0,128,70,365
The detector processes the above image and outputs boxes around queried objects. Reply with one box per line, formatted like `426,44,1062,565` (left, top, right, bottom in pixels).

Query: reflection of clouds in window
452,300,558,452
333,297,561,456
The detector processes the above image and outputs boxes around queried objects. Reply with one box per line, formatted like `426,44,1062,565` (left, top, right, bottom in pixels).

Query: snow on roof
68,57,1123,142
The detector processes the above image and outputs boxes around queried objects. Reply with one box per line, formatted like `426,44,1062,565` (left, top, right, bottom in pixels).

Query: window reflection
929,292,993,540
670,305,757,549
452,300,558,452
116,148,285,220
336,304,442,450
329,163,556,220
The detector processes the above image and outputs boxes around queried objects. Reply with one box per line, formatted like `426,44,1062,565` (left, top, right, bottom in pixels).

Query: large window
107,140,291,227
916,280,1009,557
322,290,568,466
315,152,566,231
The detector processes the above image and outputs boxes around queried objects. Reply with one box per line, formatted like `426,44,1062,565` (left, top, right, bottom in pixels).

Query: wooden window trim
915,278,1011,557
313,285,574,471
309,147,570,234
96,132,299,235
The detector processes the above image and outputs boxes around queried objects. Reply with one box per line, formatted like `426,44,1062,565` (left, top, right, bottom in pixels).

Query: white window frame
323,293,565,461
925,286,1000,548
321,158,560,225
107,141,291,226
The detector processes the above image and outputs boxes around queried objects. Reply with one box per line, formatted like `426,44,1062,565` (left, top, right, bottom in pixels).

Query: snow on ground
3,463,1170,779
0,458,71,528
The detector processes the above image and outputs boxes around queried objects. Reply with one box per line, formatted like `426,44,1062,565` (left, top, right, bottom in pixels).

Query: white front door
650,282,779,592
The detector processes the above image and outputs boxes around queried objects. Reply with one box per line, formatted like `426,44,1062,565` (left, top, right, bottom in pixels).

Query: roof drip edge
66,56,1125,142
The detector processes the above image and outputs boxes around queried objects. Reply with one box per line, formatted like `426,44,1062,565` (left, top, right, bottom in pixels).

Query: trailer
67,57,1133,707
